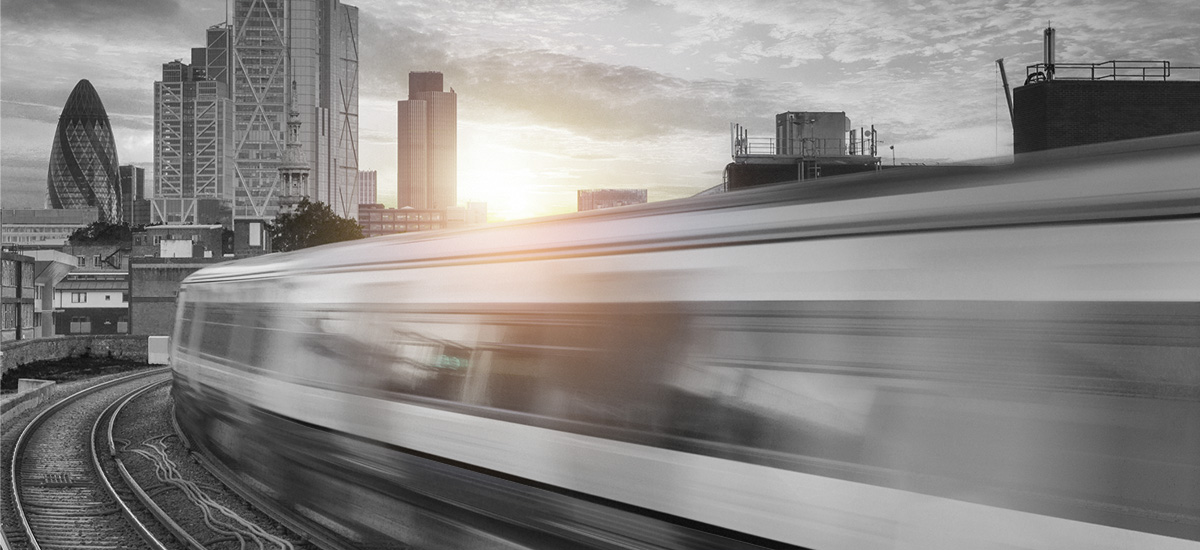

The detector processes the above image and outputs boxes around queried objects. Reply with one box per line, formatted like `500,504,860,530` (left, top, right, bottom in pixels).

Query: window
71,292,87,303
92,255,102,267
2,304,15,329
123,293,130,302
77,256,86,267
105,295,112,301
70,316,91,333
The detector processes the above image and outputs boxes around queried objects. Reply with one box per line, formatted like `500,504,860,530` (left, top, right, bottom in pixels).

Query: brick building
1013,62,1200,153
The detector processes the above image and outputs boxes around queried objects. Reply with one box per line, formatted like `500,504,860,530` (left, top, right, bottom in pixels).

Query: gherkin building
47,79,121,222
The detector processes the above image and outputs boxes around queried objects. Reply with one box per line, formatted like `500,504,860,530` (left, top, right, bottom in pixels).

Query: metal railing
733,137,850,158
1026,60,1200,83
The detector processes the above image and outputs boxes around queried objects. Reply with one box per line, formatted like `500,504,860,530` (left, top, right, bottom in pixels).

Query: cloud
1,0,183,25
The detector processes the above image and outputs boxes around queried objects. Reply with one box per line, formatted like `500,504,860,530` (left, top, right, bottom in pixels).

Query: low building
22,249,77,338
358,203,487,237
61,243,131,271
446,202,488,228
232,219,271,257
132,225,226,258
53,270,129,335
2,208,99,246
578,189,648,211
1,252,37,342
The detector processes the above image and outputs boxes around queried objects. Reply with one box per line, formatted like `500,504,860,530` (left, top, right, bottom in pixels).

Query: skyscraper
155,1,360,224
119,165,151,227
397,72,456,210
47,79,122,223
153,50,235,225
228,0,359,221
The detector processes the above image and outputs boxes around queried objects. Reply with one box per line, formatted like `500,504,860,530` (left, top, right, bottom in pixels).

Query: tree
267,198,364,252
68,221,134,244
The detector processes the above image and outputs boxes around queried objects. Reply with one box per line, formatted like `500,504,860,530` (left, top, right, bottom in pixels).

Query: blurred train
172,133,1200,549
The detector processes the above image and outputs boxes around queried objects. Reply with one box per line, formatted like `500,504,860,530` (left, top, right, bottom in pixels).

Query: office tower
118,165,151,226
397,72,456,210
358,170,377,204
228,0,359,221
155,2,360,224
47,79,122,223
153,52,235,225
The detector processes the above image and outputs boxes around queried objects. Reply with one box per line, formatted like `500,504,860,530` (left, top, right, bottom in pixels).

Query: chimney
1043,26,1056,80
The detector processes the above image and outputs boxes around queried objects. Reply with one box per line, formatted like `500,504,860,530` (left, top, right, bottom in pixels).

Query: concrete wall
1,334,148,375
0,378,54,425
1014,80,1200,153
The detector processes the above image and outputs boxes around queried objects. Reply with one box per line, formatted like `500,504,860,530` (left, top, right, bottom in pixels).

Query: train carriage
173,133,1200,549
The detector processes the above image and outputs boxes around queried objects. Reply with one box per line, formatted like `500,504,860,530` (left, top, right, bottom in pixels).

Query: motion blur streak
173,133,1200,549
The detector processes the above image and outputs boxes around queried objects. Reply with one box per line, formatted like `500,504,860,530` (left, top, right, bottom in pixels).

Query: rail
1026,60,1200,82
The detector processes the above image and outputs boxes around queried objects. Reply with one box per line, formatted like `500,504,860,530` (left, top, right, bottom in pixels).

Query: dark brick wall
129,258,225,336
1014,80,1200,153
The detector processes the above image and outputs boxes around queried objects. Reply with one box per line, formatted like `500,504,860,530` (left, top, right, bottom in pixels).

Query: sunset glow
3,1,1197,219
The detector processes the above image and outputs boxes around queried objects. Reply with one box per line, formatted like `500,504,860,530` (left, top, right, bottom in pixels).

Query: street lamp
890,145,895,166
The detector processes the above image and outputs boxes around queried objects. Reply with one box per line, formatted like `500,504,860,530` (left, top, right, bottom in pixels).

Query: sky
2,0,1198,221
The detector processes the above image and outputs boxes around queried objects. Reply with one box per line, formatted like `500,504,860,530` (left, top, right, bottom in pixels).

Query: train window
227,306,260,368
463,309,680,431
199,305,235,358
177,302,197,352
248,307,274,371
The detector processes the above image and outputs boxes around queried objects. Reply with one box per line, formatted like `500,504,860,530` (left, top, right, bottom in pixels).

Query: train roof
184,131,1200,286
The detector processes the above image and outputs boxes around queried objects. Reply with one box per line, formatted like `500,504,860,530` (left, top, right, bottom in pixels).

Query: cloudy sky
3,0,1197,220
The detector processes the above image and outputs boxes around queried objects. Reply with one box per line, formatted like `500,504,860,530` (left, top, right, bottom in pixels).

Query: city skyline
3,0,1197,221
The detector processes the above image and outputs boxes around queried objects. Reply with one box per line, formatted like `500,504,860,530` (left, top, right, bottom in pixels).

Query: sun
458,139,575,222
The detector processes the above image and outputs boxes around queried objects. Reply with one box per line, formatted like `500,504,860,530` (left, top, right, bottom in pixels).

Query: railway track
8,368,172,549
4,368,313,550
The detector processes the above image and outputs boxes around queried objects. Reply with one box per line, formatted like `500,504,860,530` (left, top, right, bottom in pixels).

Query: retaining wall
0,379,55,426
1,335,149,375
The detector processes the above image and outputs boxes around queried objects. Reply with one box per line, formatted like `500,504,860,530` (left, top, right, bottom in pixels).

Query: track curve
10,368,171,550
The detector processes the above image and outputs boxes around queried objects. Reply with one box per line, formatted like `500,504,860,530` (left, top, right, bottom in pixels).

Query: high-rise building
118,165,152,227
156,2,360,224
47,80,122,223
358,169,377,205
227,0,360,221
397,72,457,210
153,53,235,225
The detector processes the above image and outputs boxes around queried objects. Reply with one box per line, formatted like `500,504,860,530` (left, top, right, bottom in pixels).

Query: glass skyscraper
155,0,360,223
228,0,359,221
47,79,122,223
